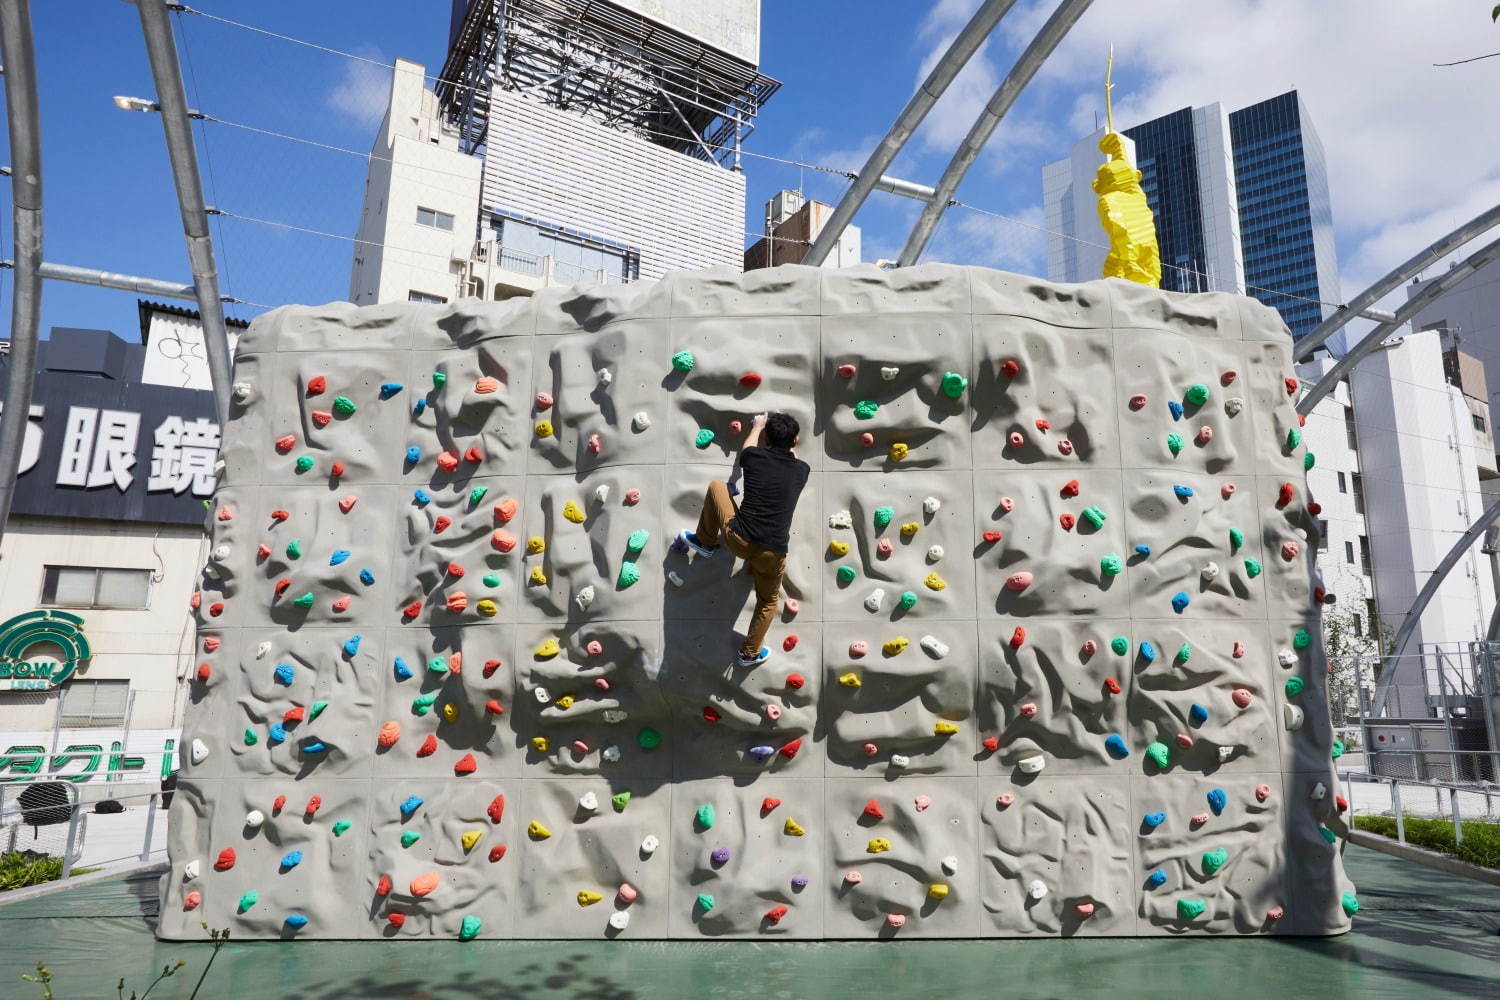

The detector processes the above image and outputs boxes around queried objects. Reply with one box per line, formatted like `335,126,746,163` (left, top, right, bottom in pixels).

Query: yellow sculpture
1094,47,1161,287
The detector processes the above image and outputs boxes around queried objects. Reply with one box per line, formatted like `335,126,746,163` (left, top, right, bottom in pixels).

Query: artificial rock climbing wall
160,264,1357,940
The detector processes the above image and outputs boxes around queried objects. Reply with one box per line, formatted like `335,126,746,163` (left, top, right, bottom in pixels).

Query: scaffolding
436,0,780,165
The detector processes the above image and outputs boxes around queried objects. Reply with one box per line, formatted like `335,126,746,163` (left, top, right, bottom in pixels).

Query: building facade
1407,257,1500,469
743,189,861,270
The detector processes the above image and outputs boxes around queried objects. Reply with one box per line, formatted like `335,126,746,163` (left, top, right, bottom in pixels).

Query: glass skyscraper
1124,108,1209,294
1229,91,1341,338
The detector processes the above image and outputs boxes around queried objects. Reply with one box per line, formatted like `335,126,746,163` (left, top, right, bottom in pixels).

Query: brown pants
695,480,785,658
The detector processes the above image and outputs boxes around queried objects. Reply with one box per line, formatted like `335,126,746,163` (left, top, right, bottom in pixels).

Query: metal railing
1,776,168,885
469,239,627,292
1342,769,1499,848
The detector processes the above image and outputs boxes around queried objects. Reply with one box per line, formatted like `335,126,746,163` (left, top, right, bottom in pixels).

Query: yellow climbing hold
934,720,959,736
923,572,947,591
838,672,862,688
535,420,554,438
555,694,575,710
528,820,552,839
867,838,891,853
530,736,550,752
476,598,498,617
562,500,586,523
900,521,920,537
535,638,561,658
928,883,950,900
460,829,483,852
888,442,909,462
883,636,909,655
577,890,604,907
784,817,806,836
828,539,850,556
441,702,460,723
527,536,546,554
529,566,548,586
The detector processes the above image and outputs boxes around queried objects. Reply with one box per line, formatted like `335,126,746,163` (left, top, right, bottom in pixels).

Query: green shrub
0,851,64,892
1354,814,1500,869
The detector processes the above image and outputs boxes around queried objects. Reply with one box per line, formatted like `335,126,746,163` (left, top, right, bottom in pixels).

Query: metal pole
1294,202,1500,361
140,792,159,861
803,0,1019,266
115,689,135,785
46,683,66,777
1452,787,1463,846
1391,780,1405,842
898,0,1094,265
1,259,200,300
0,0,43,549
135,0,232,425
61,801,80,880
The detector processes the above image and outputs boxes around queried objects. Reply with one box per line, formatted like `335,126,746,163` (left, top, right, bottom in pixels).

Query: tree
1318,569,1394,726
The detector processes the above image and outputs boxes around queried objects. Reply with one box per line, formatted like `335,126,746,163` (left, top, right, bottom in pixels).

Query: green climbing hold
836,565,857,585
696,893,716,913
1177,898,1206,921
1100,553,1124,577
1341,891,1359,916
238,890,259,912
292,592,315,608
401,831,421,847
696,803,715,829
332,819,351,837
637,727,662,750
940,371,968,399
482,573,500,588
459,914,482,941
413,692,439,715
1201,847,1228,875
244,728,258,746
428,656,449,674
1081,506,1107,529
1111,636,1129,656
469,486,488,506
1167,432,1184,457
1184,383,1210,406
1305,451,1316,471
899,591,917,611
286,538,303,559
1331,739,1345,759
671,350,695,373
1286,427,1301,450
294,455,315,473
853,400,879,420
1176,643,1192,663
310,700,328,720
1285,677,1305,697
618,561,641,588
1145,742,1171,769
611,791,631,812
873,506,894,529
695,428,715,448
1244,558,1262,578
431,372,447,388
1229,527,1244,552
626,529,650,556
1293,628,1312,649
332,395,357,416
1319,826,1338,845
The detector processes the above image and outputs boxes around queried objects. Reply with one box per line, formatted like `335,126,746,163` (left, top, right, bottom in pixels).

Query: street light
113,94,159,112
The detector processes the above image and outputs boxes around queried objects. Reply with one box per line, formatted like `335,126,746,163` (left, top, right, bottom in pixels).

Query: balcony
467,240,628,300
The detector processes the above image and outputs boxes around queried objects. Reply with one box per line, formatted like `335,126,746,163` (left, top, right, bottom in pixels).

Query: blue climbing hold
273,663,295,685
1188,703,1209,727
281,849,303,869
400,795,423,818
359,568,375,586
285,914,309,929
1145,869,1168,889
1134,544,1151,557
748,745,774,763
412,399,427,416
406,446,421,464
1171,591,1190,613
268,723,287,743
1207,788,1227,816
1143,811,1167,830
342,634,361,656
330,549,350,565
301,740,327,754
413,489,430,505
393,656,412,680
1139,641,1157,664
1172,484,1194,499
1105,734,1130,759
379,382,404,399
1168,400,1183,420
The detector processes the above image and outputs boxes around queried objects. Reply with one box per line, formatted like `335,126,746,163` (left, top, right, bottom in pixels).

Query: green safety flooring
1,846,1496,999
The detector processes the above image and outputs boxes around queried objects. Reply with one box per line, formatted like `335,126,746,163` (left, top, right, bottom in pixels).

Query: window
1351,473,1364,515
59,679,129,727
1358,535,1372,575
1344,540,1354,564
415,206,454,231
1337,471,1347,493
1475,413,1487,433
408,290,447,305
1352,614,1363,637
41,566,151,610
1317,519,1329,550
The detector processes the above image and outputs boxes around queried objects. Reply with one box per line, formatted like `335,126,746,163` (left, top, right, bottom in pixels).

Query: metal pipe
135,0,232,426
0,0,42,549
803,0,1018,266
899,0,1094,265
1384,495,1500,673
1297,234,1500,415
872,175,938,201
1294,202,1500,361
0,259,199,300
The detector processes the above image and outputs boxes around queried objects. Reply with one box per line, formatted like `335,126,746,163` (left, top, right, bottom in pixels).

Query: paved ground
1,845,1496,1000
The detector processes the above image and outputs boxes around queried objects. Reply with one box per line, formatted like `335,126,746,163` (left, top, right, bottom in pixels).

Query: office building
744,189,861,270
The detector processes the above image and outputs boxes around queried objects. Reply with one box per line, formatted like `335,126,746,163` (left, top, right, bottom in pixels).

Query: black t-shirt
729,446,810,554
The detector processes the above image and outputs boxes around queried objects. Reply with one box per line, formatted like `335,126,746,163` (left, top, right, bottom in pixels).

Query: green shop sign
0,610,91,690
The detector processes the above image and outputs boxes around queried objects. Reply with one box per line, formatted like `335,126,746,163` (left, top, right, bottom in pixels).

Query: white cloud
326,46,392,129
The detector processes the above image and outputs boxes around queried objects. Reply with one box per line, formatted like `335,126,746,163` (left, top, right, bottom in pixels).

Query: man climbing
678,411,810,667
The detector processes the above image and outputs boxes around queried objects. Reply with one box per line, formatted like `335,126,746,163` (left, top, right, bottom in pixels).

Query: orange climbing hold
410,872,440,897
475,376,500,394
436,451,460,472
454,753,477,775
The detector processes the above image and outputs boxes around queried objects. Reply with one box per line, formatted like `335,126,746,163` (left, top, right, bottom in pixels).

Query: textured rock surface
162,264,1354,939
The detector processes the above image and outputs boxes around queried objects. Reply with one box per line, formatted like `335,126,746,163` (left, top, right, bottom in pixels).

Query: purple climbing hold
710,846,731,866
748,745,774,763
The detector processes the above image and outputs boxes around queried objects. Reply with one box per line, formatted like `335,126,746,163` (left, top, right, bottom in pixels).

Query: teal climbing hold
1167,432,1183,457
469,486,488,506
696,893,716,913
286,538,303,559
431,371,447,388
1331,739,1345,759
1081,506,1107,529
695,428,715,448
292,592,315,608
1184,383,1210,406
899,591,917,610
1176,643,1192,663
618,561,641,588
1285,677,1305,697
332,819,351,837
1110,636,1129,655
1100,553,1124,577
873,506,894,529
1201,847,1228,875
1286,427,1301,450
244,728,258,746
836,565,856,585
310,700,328,720
1145,742,1171,769
671,350,695,373
1244,558,1262,578
482,573,500,588
1229,527,1244,551
238,890,259,912
637,727,662,749
1319,826,1338,845
626,529,650,556
1293,628,1312,649
332,395,356,416
401,831,421,848
940,372,968,399
1305,452,1316,470
695,803,715,829
428,656,449,674
1341,891,1359,916
460,914,483,940
1177,898,1206,921
294,455,315,473
412,692,439,715
853,400,879,420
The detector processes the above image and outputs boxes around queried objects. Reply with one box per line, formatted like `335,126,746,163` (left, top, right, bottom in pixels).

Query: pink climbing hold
1004,572,1034,592
331,596,350,613
1232,640,1246,658
1281,541,1300,560
862,742,879,757
624,489,642,505
1058,439,1074,455
410,872,439,897
1174,732,1194,749
1076,902,1096,918
490,530,516,552
999,496,1015,513
764,704,782,721
843,871,863,885
913,795,932,812
1197,426,1214,444
1221,483,1237,500
729,421,743,435
837,363,857,378
494,498,519,522
338,496,357,513
217,507,234,522
202,636,221,653
378,721,401,748
1018,702,1038,718
448,652,463,674
1232,687,1253,708
257,544,271,560
849,641,868,658
445,592,468,613
1009,627,1026,649
474,376,500,394
1128,394,1147,410
619,882,640,903
859,432,875,448
535,391,554,410
1008,431,1024,449
1266,905,1285,921
184,890,202,910
586,640,604,656
876,538,893,558
1081,639,1098,655
189,592,201,611
886,913,906,929
996,793,1015,808
1190,813,1210,827
1000,359,1020,378
587,434,602,454
1255,783,1272,802
311,410,332,428
785,598,800,616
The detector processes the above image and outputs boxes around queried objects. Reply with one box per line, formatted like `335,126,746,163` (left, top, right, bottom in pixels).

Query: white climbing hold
211,544,231,563
609,910,631,931
1016,753,1046,774
1217,745,1235,763
245,809,265,828
632,411,651,431
602,745,621,762
594,484,611,505
923,496,941,515
1027,880,1048,900
1284,704,1305,730
926,545,944,563
1277,649,1297,668
864,588,886,614
597,367,613,385
641,834,659,855
576,585,596,612
255,641,272,659
579,791,599,813
829,510,853,530
535,687,552,705
231,381,254,404
1202,561,1220,582
920,635,949,658
667,571,685,587
889,753,911,769
1310,781,1327,800
1225,397,1244,416
880,365,900,381
602,709,627,724
190,739,209,765
941,855,959,876
183,860,200,882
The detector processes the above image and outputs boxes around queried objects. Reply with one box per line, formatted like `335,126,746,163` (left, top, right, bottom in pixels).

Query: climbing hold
1100,553,1124,577
238,890,259,912
215,847,237,871
1167,400,1184,421
899,521,919,538
1142,811,1167,831
1197,426,1214,444
1008,431,1025,449
695,893,715,913
888,442,909,462
695,803,716,829
535,420,553,438
782,635,798,652
281,849,304,869
1202,847,1229,875
924,572,947,591
1189,704,1209,727
1207,788,1227,815
1140,641,1158,663
694,428,716,449
1286,427,1301,450
1171,591,1190,613
941,372,968,398
1105,734,1129,758
830,540,851,557
1081,505,1106,529
1059,513,1076,530
1128,393,1147,410
1145,743,1170,769
1285,677,1305,697
617,561,641,588
934,720,959,736
1281,541,1300,560
1167,433,1183,456
1341,892,1359,916
1177,899,1206,921
835,565,857,585
928,883,950,900
919,635,949,659
1292,628,1312,649
866,837,891,854
853,400,879,419
377,721,401,748
671,349,695,373
1172,484,1194,500
1184,383,1210,407
838,671,862,688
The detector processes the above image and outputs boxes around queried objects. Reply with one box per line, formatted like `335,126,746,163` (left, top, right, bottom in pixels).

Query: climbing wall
161,265,1357,940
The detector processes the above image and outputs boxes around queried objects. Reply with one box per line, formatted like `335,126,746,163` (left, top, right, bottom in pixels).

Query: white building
1406,258,1500,470
743,189,861,270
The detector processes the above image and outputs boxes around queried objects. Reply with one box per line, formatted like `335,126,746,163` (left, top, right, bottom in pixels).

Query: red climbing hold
861,799,885,821
436,451,460,472
740,372,763,389
431,516,452,534
485,699,504,716
765,905,789,924
1307,501,1322,516
760,797,781,814
447,561,465,578
311,410,332,428
837,363,856,378
214,847,236,871
786,673,806,689
270,508,291,522
779,737,803,759
1000,359,1020,378
417,734,438,757
1220,370,1237,386
305,795,322,816
783,635,798,652
331,597,350,612
475,376,500,394
189,591,202,610
702,706,722,723
275,435,296,453
1277,482,1294,507
1128,394,1147,410
196,662,211,682
1335,795,1348,813
1297,413,1306,427
490,530,516,552
274,578,292,597
464,446,483,463
1104,677,1121,694
1009,627,1026,649
387,913,406,929
1035,418,1051,431
376,875,393,897
330,461,345,477
257,544,271,560
1061,479,1080,498
483,659,501,678
454,753,477,775
1174,732,1194,749
283,706,305,724
402,601,423,619
1059,513,1076,530
1284,377,1298,396
488,845,507,862
306,375,326,396
445,592,468,613
982,736,999,752
982,530,1002,543
273,796,286,812
487,795,506,824
339,496,357,513
202,636,220,653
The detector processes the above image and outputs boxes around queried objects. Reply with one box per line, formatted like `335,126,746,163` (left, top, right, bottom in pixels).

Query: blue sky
5,1,1499,342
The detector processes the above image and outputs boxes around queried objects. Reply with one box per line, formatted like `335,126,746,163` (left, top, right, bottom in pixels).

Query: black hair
765,412,799,449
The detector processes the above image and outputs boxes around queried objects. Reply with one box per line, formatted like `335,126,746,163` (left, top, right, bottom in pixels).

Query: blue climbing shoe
737,646,770,668
678,530,716,558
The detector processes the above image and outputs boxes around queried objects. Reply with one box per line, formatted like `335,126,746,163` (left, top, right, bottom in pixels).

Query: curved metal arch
1294,202,1500,361
898,0,1094,267
1296,234,1500,416
0,0,43,548
802,0,1018,267
1386,498,1500,667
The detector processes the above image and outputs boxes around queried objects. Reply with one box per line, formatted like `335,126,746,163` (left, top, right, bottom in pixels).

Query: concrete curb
1350,830,1500,888
0,858,166,908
